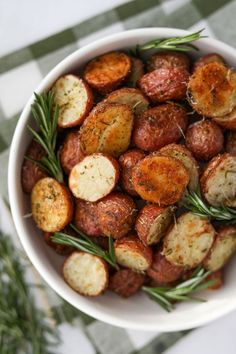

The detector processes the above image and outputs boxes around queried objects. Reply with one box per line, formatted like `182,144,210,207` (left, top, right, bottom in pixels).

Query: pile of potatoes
21,49,236,298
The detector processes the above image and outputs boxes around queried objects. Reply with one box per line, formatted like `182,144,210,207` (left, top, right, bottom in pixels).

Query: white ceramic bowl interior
8,28,236,332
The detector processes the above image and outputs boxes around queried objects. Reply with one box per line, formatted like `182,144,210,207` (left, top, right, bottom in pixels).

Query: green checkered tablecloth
1,0,235,353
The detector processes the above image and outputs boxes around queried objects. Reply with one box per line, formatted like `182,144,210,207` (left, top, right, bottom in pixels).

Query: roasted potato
43,231,73,255
213,105,236,129
187,62,236,117
79,103,134,157
159,144,199,192
162,212,215,269
119,149,146,196
114,235,152,271
74,199,101,237
69,153,119,202
109,268,145,297
135,205,174,246
204,226,236,271
105,87,149,116
31,177,73,232
185,120,224,161
203,270,223,290
200,153,236,207
21,140,47,194
147,51,190,72
147,251,184,284
63,251,108,296
139,67,189,103
126,56,145,87
97,192,137,239
193,53,225,72
60,130,85,175
84,51,131,94
52,74,93,128
226,131,236,155
132,155,189,205
132,104,188,152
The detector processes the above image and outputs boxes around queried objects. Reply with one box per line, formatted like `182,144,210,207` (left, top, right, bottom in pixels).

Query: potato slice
204,226,236,271
132,155,189,205
159,144,199,192
52,74,93,128
63,251,108,296
69,153,119,202
105,88,149,116
135,204,174,246
60,130,85,175
162,212,215,269
31,177,73,232
200,153,236,207
114,235,152,271
109,269,145,298
84,51,131,94
79,103,134,157
213,105,236,129
187,62,236,117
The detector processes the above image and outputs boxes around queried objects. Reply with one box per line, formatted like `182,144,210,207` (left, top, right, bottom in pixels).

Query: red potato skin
109,268,145,297
119,149,146,196
185,120,224,161
147,251,184,285
21,140,47,194
74,199,101,237
97,192,137,239
226,131,236,155
133,104,188,152
43,232,73,255
138,67,190,103
192,53,225,72
60,130,85,175
204,270,223,290
147,51,190,72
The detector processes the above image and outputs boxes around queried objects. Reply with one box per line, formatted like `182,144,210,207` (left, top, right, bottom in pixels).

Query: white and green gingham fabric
1,0,236,353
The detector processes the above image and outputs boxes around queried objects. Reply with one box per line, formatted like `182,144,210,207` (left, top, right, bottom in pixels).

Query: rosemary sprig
27,91,64,183
138,29,206,52
142,267,216,312
182,188,236,223
51,224,118,269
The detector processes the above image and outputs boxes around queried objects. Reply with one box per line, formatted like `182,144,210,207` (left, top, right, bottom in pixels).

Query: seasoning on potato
60,130,85,175
74,199,101,237
146,51,190,72
109,268,145,297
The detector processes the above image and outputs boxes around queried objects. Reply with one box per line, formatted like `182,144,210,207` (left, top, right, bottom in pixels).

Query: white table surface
1,1,236,353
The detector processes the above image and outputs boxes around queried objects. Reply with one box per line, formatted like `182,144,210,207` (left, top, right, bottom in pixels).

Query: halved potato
159,144,199,191
63,251,108,296
69,153,119,202
187,62,236,117
31,177,73,232
204,226,236,271
126,57,145,87
162,212,215,269
132,155,189,205
109,268,145,297
135,204,174,246
213,105,236,129
200,153,236,207
84,51,131,94
79,103,134,157
114,235,152,271
52,74,93,128
105,87,149,116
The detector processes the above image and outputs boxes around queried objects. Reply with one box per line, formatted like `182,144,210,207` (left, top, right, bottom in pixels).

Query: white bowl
8,28,236,332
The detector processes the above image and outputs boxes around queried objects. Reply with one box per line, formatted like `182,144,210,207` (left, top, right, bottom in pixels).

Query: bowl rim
8,27,236,331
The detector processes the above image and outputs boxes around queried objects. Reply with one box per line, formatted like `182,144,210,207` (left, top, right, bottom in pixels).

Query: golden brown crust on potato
132,104,188,152
84,51,131,94
132,155,189,205
147,251,184,284
226,131,236,155
159,144,199,192
185,120,224,161
200,153,236,207
79,103,134,157
74,199,101,237
213,105,236,129
63,251,109,296
147,51,190,72
43,232,74,255
21,140,47,194
193,53,225,72
114,235,153,271
162,212,215,269
135,205,174,246
52,74,93,128
31,177,73,232
126,57,145,87
139,67,189,102
60,130,85,175
109,268,145,297
97,192,137,239
119,149,146,196
187,62,236,117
